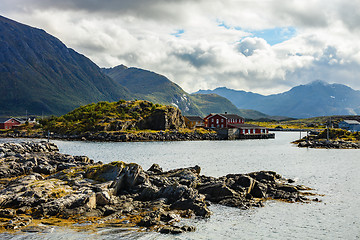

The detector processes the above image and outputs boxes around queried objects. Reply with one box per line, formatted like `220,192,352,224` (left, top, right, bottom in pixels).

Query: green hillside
103,65,246,117
41,100,185,134
190,93,243,116
102,66,203,115
0,16,131,116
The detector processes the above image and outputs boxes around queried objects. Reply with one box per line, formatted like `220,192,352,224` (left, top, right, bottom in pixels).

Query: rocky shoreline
296,139,359,149
0,130,220,142
0,141,317,234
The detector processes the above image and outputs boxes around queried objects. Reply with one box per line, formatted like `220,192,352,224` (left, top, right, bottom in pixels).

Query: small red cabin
204,113,244,128
0,118,21,130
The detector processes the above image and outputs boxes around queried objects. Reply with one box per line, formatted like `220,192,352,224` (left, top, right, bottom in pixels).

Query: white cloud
1,0,360,94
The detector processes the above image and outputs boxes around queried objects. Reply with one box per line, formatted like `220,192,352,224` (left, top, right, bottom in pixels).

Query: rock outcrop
296,139,359,149
137,106,185,130
0,142,317,234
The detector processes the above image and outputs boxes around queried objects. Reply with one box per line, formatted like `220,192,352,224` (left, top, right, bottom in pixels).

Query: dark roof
0,117,21,123
220,114,244,119
207,113,243,119
228,123,267,129
184,116,204,121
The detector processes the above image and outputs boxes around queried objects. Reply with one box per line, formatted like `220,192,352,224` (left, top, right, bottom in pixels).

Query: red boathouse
0,118,21,130
204,113,244,129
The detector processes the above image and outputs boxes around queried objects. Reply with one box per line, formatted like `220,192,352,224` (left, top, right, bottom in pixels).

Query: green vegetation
316,129,360,141
249,115,360,130
103,66,204,116
102,66,246,117
0,17,131,116
40,100,168,134
247,121,325,129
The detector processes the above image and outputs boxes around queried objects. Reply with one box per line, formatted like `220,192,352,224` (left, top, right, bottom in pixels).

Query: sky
1,0,360,95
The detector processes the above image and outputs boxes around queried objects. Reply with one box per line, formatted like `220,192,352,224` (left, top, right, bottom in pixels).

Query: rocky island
294,129,360,149
0,141,316,234
0,100,219,142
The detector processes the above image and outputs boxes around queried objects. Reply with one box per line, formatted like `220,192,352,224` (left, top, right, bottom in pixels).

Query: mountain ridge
102,65,246,117
195,81,360,118
0,15,131,116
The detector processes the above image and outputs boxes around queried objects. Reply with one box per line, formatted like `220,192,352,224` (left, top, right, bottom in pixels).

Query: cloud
237,37,270,57
1,0,360,94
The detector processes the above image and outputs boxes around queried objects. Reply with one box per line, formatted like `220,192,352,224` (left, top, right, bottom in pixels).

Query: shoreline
0,130,275,142
0,141,317,234
294,139,359,149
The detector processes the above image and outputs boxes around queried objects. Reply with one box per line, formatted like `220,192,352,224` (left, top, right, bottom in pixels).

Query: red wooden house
203,113,269,135
204,113,244,128
0,118,22,130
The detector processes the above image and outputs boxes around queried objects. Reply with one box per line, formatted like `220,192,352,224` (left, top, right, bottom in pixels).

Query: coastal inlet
0,141,317,234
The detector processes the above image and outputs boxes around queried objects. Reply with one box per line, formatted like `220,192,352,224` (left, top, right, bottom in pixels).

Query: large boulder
137,107,185,130
110,163,150,195
197,181,239,202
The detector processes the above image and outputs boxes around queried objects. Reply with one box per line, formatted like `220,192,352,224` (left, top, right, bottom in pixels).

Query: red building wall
227,118,244,124
206,114,245,128
207,115,227,128
0,119,21,129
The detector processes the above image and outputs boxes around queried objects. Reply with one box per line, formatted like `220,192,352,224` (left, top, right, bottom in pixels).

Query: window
212,119,214,123
211,124,214,128
216,119,219,124
221,124,223,128
221,119,223,123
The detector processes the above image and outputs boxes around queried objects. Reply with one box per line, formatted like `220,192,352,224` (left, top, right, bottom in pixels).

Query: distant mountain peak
115,64,128,70
306,80,330,86
196,80,360,118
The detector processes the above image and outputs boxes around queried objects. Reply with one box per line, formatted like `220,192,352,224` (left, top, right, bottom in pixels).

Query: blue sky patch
248,27,296,45
171,29,185,38
217,20,296,45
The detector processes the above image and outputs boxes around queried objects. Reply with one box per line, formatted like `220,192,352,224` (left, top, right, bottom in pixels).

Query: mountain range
0,15,241,117
0,15,131,116
1,15,359,120
196,80,360,118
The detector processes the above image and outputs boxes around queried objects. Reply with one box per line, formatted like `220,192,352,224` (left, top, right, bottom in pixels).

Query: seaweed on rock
0,142,317,234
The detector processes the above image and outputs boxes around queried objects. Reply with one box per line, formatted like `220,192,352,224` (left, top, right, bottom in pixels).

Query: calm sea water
1,132,359,239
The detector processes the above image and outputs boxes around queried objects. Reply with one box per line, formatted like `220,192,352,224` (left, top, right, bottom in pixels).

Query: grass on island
37,100,171,134
246,121,326,130
293,128,360,144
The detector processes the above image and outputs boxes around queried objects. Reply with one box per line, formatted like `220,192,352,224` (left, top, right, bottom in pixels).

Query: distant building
0,118,22,129
338,120,360,132
204,113,244,129
203,113,269,135
228,123,269,134
184,116,204,129
17,117,37,124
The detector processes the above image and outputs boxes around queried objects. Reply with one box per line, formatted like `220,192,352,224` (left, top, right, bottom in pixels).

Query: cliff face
138,107,185,130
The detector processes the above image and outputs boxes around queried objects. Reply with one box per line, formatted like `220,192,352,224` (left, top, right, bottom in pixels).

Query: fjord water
1,132,359,239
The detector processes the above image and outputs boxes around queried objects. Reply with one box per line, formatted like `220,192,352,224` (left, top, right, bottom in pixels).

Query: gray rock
96,191,111,206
